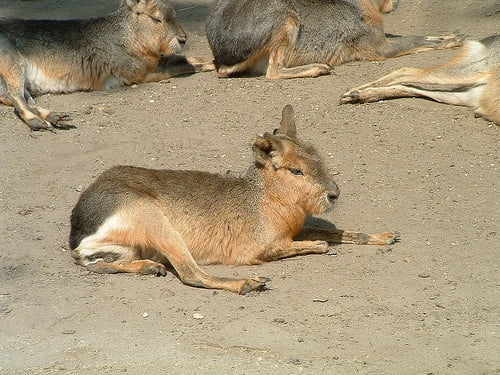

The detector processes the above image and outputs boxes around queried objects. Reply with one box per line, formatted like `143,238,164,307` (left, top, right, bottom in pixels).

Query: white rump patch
75,215,130,265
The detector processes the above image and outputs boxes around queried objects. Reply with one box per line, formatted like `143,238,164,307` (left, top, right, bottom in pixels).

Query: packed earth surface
0,1,499,374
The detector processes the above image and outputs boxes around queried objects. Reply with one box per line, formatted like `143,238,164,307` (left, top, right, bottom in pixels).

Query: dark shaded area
0,0,213,34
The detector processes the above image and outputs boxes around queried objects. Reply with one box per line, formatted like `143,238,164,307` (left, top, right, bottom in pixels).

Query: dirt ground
0,0,499,374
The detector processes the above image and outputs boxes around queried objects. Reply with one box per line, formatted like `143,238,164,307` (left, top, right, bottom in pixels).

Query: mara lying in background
341,35,500,125
205,0,464,79
70,105,398,294
0,0,213,131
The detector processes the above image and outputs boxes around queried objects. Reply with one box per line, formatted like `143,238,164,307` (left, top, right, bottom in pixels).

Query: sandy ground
0,0,499,374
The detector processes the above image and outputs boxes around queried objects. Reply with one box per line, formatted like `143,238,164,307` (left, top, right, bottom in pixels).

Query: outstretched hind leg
340,66,492,105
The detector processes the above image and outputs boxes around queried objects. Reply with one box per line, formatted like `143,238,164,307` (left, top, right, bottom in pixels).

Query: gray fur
0,0,213,131
206,0,464,78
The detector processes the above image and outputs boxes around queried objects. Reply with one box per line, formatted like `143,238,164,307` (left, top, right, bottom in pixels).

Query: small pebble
273,317,286,324
62,329,76,335
418,273,431,278
193,313,204,320
312,298,329,303
142,312,149,318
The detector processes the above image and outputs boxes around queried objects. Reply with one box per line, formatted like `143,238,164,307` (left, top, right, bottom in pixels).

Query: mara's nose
327,184,340,203
177,35,186,45
327,192,338,203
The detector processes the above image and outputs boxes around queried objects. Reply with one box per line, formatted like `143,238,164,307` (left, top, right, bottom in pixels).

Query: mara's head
124,0,187,55
253,105,340,215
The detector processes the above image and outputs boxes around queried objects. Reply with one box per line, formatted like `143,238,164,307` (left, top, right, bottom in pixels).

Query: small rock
312,298,329,303
285,357,301,365
142,312,149,318
273,317,286,324
193,313,204,320
62,329,76,335
418,273,431,278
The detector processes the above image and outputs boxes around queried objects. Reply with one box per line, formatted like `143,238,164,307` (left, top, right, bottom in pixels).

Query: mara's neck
243,165,306,240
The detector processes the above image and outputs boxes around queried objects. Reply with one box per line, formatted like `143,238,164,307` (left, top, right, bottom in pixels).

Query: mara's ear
125,0,147,12
252,133,283,166
273,104,297,139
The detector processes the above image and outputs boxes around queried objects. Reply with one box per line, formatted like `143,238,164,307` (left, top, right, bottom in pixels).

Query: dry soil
0,1,499,374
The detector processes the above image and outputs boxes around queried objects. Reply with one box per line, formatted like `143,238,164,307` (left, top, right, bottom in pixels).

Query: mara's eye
150,16,162,23
288,168,304,176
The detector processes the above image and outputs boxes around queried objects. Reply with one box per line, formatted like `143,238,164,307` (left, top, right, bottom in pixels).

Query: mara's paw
188,57,216,72
26,118,55,132
365,231,401,245
382,231,401,245
313,63,332,77
339,89,362,104
312,240,329,253
239,277,271,295
45,112,75,130
425,33,465,48
141,262,168,276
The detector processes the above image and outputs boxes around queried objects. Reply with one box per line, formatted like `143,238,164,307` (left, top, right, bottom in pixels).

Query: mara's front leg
297,227,400,245
143,55,215,82
257,240,329,262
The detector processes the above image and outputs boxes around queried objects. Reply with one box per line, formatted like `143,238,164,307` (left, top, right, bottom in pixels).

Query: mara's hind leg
376,33,464,58
89,259,168,276
0,38,54,131
340,66,492,105
32,102,73,130
72,244,168,276
147,218,269,295
215,16,329,79
0,73,53,131
111,206,269,294
266,16,331,79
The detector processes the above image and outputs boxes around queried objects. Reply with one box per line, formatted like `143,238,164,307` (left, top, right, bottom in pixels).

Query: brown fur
340,35,500,125
69,105,399,294
0,0,214,131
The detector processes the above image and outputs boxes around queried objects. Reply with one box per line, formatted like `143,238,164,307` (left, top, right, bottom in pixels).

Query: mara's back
0,16,114,55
